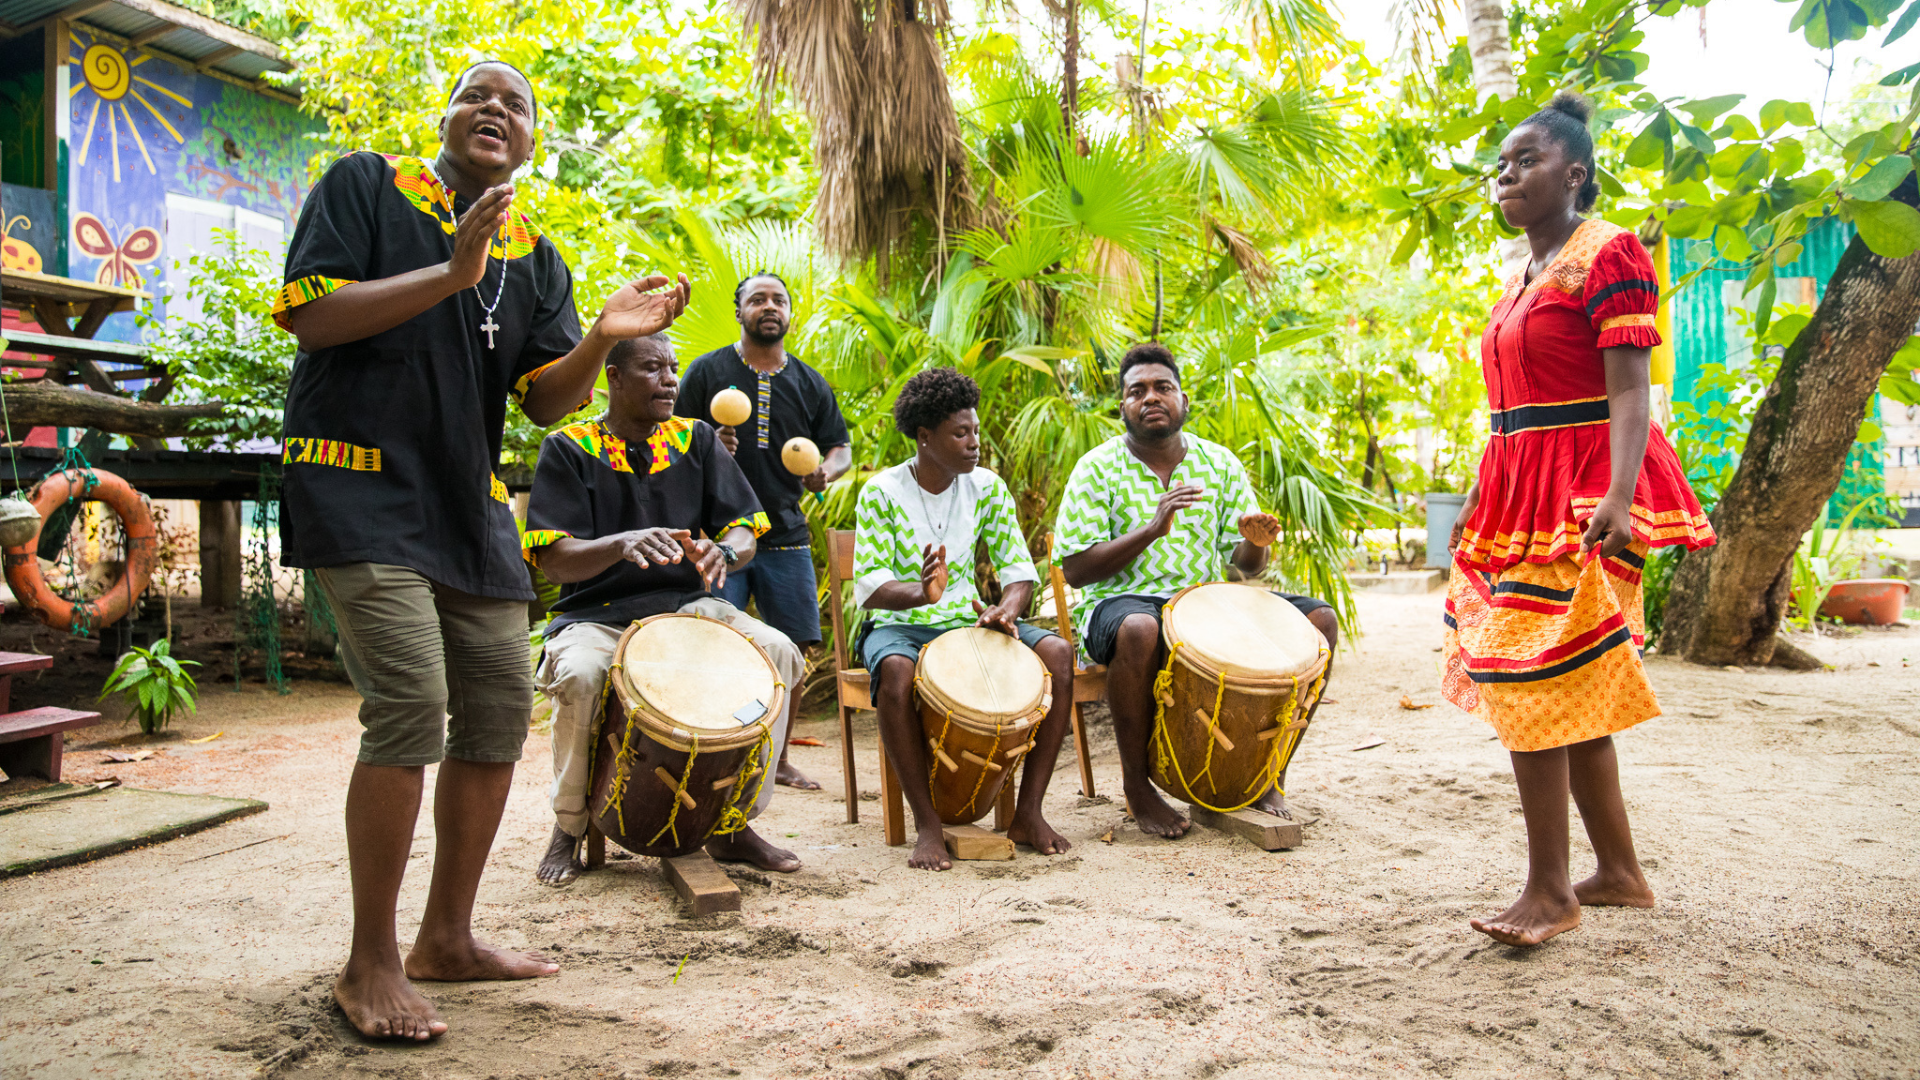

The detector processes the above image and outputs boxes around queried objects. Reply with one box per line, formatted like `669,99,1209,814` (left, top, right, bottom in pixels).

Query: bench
0,652,101,782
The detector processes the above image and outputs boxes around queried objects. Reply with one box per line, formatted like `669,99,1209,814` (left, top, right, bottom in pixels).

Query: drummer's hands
918,543,948,607
1148,483,1207,539
614,528,684,568
673,529,729,590
715,425,739,455
1238,512,1280,548
973,598,1020,637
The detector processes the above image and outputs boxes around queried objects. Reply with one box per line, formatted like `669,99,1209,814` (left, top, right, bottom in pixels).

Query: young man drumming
525,334,805,885
274,60,688,1040
853,369,1076,871
1055,342,1338,839
677,272,852,791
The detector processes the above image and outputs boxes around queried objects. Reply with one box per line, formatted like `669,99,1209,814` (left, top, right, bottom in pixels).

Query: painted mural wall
62,27,319,341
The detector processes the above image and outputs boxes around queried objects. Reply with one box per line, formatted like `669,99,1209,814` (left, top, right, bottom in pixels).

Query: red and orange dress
1442,219,1714,752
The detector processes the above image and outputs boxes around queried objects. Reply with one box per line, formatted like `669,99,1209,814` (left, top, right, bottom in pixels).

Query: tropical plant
100,639,202,734
1788,497,1876,631
141,229,295,446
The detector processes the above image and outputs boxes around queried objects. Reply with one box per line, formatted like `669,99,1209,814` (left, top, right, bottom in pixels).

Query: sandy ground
1,589,1916,1080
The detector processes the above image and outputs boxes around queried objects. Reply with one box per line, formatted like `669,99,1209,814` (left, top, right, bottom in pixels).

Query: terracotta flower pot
1816,579,1912,626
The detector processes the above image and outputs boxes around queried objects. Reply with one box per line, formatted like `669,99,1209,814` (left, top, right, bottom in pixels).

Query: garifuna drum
915,627,1053,824
1150,583,1330,813
588,613,788,857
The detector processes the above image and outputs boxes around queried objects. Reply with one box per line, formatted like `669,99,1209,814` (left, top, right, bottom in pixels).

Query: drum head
1163,583,1323,680
918,627,1046,721
618,615,777,734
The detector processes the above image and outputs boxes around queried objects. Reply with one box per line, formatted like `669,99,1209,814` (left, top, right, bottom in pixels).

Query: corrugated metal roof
0,0,297,98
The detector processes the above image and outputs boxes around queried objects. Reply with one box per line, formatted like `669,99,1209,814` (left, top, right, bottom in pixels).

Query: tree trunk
199,500,243,610
1464,0,1516,104
1060,0,1081,144
1664,176,1920,666
3,380,227,438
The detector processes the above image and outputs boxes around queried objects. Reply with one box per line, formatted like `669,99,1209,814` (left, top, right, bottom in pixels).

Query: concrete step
1348,570,1447,594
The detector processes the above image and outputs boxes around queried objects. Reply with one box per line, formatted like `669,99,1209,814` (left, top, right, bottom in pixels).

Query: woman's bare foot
908,823,953,871
334,961,446,1041
775,757,821,790
1006,810,1072,855
1574,870,1656,907
706,824,802,872
1251,787,1293,820
404,936,558,982
1124,783,1191,838
535,825,583,886
1470,888,1582,947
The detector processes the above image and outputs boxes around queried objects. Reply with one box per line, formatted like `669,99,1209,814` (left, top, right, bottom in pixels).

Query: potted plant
100,639,201,734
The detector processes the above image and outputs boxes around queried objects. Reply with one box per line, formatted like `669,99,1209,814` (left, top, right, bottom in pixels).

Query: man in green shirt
853,369,1077,870
1056,343,1338,839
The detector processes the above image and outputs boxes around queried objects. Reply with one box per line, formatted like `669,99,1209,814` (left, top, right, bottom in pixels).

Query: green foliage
1641,545,1682,649
1789,497,1875,631
100,639,201,735
140,229,297,445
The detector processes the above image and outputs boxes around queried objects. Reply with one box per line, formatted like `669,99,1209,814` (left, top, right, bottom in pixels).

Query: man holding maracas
676,272,852,791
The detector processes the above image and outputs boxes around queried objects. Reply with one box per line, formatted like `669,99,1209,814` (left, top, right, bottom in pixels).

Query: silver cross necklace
474,236,506,350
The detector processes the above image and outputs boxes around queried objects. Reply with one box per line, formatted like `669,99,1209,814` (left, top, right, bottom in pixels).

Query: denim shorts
859,620,1057,672
717,544,823,646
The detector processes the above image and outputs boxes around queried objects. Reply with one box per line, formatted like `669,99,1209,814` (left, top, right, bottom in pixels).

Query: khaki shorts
316,563,534,767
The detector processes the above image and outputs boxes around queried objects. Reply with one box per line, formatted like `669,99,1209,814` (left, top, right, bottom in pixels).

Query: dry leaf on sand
1398,695,1435,710
186,732,223,745
102,750,156,763
1099,827,1115,844
789,737,824,747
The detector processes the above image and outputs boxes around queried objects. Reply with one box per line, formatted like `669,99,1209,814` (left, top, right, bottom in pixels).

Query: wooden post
663,851,741,915
1187,804,1302,851
583,822,606,870
198,500,241,609
941,824,1014,861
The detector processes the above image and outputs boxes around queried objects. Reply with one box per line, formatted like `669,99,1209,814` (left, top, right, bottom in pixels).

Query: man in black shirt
275,61,689,1042
526,334,803,885
675,273,851,791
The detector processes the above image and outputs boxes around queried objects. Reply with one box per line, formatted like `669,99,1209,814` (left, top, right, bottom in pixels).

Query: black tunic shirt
673,345,850,548
273,151,582,600
522,417,770,632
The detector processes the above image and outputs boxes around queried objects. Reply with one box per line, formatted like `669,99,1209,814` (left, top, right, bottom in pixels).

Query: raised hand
615,527,683,568
674,529,728,590
449,185,513,290
1147,482,1207,540
593,273,693,341
919,543,948,607
1238,511,1281,548
715,425,739,455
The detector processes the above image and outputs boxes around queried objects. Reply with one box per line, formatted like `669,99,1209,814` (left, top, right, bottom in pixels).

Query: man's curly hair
893,367,980,438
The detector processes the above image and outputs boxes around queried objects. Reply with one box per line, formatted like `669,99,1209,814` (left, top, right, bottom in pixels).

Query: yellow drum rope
918,672,1018,822
1150,640,1331,814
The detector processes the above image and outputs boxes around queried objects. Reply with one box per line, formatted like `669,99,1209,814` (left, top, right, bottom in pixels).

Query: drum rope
1151,641,1329,814
712,707,778,836
647,733,704,848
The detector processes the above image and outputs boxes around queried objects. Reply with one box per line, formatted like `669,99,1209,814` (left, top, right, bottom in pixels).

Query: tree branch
0,381,230,438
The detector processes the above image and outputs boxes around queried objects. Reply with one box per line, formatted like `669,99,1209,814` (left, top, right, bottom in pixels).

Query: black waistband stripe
1490,399,1611,435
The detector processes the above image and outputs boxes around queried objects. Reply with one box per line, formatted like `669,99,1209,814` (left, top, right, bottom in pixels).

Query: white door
162,194,285,329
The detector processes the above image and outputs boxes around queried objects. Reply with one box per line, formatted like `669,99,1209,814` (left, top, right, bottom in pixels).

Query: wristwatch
717,541,739,566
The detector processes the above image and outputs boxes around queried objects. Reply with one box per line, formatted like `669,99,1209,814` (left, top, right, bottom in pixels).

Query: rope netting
233,462,288,694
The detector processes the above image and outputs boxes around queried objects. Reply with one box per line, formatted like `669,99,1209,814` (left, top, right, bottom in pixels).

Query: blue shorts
718,544,822,646
860,621,1057,672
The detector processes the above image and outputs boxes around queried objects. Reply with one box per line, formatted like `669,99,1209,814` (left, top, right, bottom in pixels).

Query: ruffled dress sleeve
1586,233,1661,350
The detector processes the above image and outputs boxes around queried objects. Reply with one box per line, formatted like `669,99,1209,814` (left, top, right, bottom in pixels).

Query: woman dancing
1443,93,1715,947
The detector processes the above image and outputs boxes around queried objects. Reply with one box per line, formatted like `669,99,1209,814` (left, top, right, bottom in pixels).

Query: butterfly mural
72,212,160,289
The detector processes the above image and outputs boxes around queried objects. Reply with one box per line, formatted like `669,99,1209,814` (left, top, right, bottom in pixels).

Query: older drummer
1056,342,1337,839
855,368,1077,871
524,334,803,883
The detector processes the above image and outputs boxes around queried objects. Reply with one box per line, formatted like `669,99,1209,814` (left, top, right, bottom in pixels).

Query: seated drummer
1056,342,1339,839
854,368,1077,871
524,333,804,884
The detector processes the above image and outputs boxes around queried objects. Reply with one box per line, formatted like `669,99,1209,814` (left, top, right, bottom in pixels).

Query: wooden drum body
915,627,1052,825
1150,583,1329,812
588,613,787,858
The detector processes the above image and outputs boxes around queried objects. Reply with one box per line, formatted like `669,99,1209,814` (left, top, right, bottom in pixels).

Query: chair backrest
1046,532,1079,654
826,528,857,672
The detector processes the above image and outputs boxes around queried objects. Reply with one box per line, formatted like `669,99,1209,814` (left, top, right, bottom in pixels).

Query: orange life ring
2,468,157,635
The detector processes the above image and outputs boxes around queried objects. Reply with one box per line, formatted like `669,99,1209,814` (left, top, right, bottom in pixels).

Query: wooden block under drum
1188,804,1302,851
942,824,1014,861
663,850,743,915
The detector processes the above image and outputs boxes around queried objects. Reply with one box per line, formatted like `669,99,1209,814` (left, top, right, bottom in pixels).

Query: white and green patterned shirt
853,462,1039,630
1054,433,1260,637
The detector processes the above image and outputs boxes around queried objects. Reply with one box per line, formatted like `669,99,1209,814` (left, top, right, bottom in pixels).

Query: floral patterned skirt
1441,543,1658,752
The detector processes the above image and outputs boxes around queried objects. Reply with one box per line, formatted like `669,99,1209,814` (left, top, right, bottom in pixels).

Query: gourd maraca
781,437,822,477
710,387,752,428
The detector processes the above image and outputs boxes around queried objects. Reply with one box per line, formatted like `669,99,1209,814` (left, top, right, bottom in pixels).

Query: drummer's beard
743,313,788,346
1123,403,1185,442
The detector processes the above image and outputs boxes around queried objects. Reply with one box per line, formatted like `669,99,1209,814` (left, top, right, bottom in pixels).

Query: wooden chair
1046,534,1102,800
825,528,1096,848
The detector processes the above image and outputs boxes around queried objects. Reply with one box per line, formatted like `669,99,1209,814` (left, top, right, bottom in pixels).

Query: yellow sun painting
68,35,192,183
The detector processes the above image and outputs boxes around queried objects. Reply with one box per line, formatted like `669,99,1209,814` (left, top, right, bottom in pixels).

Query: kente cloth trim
490,473,509,504
381,154,541,259
522,529,571,560
271,275,354,331
724,512,773,538
510,358,590,410
1490,396,1609,435
560,418,697,477
283,436,381,472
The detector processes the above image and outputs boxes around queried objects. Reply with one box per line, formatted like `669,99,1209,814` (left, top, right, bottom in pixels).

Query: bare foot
1124,783,1191,839
535,825,582,886
1006,810,1072,855
908,823,953,871
1470,889,1582,947
1251,786,1293,820
1574,870,1656,908
404,936,558,982
706,824,801,872
334,961,446,1041
775,757,821,791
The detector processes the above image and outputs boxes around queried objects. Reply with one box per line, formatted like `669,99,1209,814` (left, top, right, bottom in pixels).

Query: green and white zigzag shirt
1053,433,1260,637
853,462,1039,630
